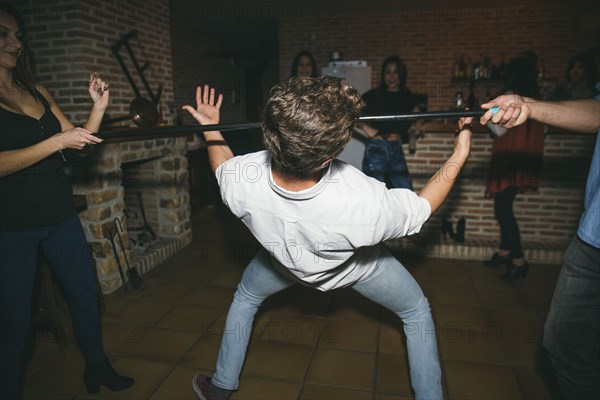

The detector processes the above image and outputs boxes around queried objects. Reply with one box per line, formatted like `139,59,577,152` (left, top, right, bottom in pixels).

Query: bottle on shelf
457,54,467,79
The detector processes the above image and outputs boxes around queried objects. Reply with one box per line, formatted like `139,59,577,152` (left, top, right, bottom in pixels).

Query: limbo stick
96,108,499,140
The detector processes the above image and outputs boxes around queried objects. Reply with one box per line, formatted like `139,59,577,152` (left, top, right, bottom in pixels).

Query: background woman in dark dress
483,53,546,281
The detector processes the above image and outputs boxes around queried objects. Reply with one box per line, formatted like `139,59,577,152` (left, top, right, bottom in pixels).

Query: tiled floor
22,206,562,399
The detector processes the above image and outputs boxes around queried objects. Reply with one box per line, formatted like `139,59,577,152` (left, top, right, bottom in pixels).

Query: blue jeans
362,138,413,190
0,214,106,400
212,247,442,400
543,235,600,399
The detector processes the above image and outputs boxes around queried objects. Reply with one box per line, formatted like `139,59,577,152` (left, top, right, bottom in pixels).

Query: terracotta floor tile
426,264,472,285
512,366,561,399
272,291,333,319
329,296,381,321
25,351,85,395
375,353,412,396
318,318,378,352
114,298,176,325
126,327,200,365
20,207,562,399
150,264,217,284
485,307,545,367
101,319,149,356
515,263,561,290
476,286,531,309
444,360,520,399
156,306,223,332
138,279,198,303
23,339,62,377
375,393,413,400
233,376,301,399
244,341,314,382
469,266,517,289
258,314,328,346
180,334,221,370
180,285,235,308
21,387,74,399
378,311,407,355
496,330,547,368
432,304,489,333
306,348,375,390
149,365,199,400
102,294,134,319
205,269,244,288
523,287,555,312
300,384,373,399
427,283,480,307
438,327,505,364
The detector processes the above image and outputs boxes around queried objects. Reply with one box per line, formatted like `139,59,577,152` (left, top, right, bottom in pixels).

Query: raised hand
455,116,473,157
182,85,223,126
88,72,109,110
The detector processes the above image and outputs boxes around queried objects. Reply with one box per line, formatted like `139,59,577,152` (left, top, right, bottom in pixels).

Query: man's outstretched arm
183,85,234,172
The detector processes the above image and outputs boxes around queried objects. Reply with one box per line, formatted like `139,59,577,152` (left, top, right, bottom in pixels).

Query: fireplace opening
118,155,186,281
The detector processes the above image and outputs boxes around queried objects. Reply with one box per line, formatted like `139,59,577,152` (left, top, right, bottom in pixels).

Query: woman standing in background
358,55,422,189
483,53,546,281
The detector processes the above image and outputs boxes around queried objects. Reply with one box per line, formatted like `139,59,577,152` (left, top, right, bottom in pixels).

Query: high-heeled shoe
455,217,466,243
83,359,135,393
483,252,511,267
500,262,529,282
442,219,456,242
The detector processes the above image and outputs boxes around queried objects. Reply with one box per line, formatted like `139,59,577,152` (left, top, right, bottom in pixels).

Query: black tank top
0,91,75,230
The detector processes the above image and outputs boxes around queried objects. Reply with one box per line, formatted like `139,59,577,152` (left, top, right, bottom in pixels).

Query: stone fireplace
67,137,192,293
19,0,188,293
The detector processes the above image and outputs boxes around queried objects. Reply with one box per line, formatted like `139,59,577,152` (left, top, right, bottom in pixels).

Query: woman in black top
358,55,421,189
0,5,133,398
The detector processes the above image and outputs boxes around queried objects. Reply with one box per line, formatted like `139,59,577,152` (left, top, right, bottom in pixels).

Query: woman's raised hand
88,72,109,110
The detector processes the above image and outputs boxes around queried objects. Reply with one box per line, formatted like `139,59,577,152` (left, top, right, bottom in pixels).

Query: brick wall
15,0,188,292
21,0,175,125
15,0,599,249
276,0,599,246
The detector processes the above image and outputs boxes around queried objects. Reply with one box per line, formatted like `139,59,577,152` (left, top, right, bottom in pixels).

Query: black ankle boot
483,252,511,267
455,217,466,243
500,262,529,282
441,219,457,241
83,359,135,393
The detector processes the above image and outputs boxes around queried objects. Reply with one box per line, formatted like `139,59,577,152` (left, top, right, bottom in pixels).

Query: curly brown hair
262,76,363,173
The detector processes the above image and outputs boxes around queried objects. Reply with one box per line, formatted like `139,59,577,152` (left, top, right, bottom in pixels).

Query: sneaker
192,374,231,400
192,374,212,400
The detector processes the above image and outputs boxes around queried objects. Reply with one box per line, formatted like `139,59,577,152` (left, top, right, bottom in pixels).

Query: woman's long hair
507,54,539,99
0,4,37,96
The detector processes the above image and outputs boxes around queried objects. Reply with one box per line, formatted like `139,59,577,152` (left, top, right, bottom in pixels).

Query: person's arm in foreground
480,94,600,133
418,118,472,214
183,85,233,172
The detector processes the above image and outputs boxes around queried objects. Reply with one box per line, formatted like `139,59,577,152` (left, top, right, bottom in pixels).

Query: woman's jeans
0,214,106,400
363,138,413,190
493,186,524,258
212,247,442,400
543,235,600,399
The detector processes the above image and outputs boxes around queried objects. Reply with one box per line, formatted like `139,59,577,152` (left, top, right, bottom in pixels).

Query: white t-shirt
216,150,431,291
